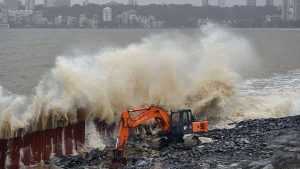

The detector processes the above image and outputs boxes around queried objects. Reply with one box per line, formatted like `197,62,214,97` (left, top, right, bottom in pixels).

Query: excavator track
149,137,168,150
184,135,200,149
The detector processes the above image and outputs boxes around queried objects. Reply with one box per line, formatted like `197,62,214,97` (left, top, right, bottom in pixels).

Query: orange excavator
112,105,208,164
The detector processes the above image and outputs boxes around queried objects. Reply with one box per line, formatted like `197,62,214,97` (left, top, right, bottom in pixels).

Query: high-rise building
246,0,256,6
79,13,87,27
103,6,112,22
44,0,71,7
18,0,23,8
282,0,300,21
282,0,289,20
266,0,274,6
0,8,8,23
218,0,226,8
128,0,137,5
44,0,54,7
4,0,19,10
66,16,77,26
25,0,35,10
55,0,71,7
202,0,209,6
292,0,300,21
32,11,43,25
83,0,89,6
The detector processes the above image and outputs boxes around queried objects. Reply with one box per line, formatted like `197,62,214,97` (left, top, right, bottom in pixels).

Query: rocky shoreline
47,115,300,169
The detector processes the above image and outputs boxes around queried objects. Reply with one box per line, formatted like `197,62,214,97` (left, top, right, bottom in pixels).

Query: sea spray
0,24,299,140
0,86,29,138
85,121,106,150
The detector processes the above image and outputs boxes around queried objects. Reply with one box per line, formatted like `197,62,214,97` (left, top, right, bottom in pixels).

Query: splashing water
0,24,299,140
85,121,106,150
237,69,300,119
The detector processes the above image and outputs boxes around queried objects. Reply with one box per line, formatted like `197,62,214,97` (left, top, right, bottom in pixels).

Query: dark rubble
48,115,300,169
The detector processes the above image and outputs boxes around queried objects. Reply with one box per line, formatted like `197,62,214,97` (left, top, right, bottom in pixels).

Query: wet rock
262,164,274,169
271,151,300,168
240,138,249,144
229,163,239,167
153,162,165,169
199,137,214,144
289,147,300,152
137,160,147,167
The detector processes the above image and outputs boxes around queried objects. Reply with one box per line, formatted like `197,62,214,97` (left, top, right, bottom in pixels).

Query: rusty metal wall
0,119,150,168
0,139,7,168
0,121,85,169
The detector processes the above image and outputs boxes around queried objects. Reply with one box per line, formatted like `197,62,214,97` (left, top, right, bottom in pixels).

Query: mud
47,115,300,169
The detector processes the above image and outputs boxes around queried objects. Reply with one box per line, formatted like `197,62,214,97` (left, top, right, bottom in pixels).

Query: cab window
182,112,188,123
171,112,180,126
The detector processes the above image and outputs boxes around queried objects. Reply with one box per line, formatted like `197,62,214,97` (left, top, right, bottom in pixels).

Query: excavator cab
169,110,208,144
170,110,194,135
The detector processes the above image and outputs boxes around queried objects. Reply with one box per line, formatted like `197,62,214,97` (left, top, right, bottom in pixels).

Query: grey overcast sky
3,0,283,7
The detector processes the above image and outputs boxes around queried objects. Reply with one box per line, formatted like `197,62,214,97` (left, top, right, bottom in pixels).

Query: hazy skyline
2,0,282,7
74,0,282,6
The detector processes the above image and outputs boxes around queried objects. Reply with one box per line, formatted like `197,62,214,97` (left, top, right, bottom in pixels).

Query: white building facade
218,0,225,8
293,0,300,21
128,0,137,5
44,0,54,7
202,0,209,6
83,0,89,6
0,8,8,23
44,0,71,7
266,0,274,6
247,0,256,6
282,0,300,21
4,0,19,10
25,0,35,10
103,7,112,22
32,11,43,25
56,0,71,7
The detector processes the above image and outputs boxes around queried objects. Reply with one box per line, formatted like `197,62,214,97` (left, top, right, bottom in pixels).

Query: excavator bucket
112,149,127,165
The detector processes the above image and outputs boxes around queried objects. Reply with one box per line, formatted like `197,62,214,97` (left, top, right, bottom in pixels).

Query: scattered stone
137,160,147,166
262,164,274,169
229,163,239,167
199,137,214,144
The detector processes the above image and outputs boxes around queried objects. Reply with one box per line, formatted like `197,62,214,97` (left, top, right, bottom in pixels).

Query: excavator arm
112,106,171,164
